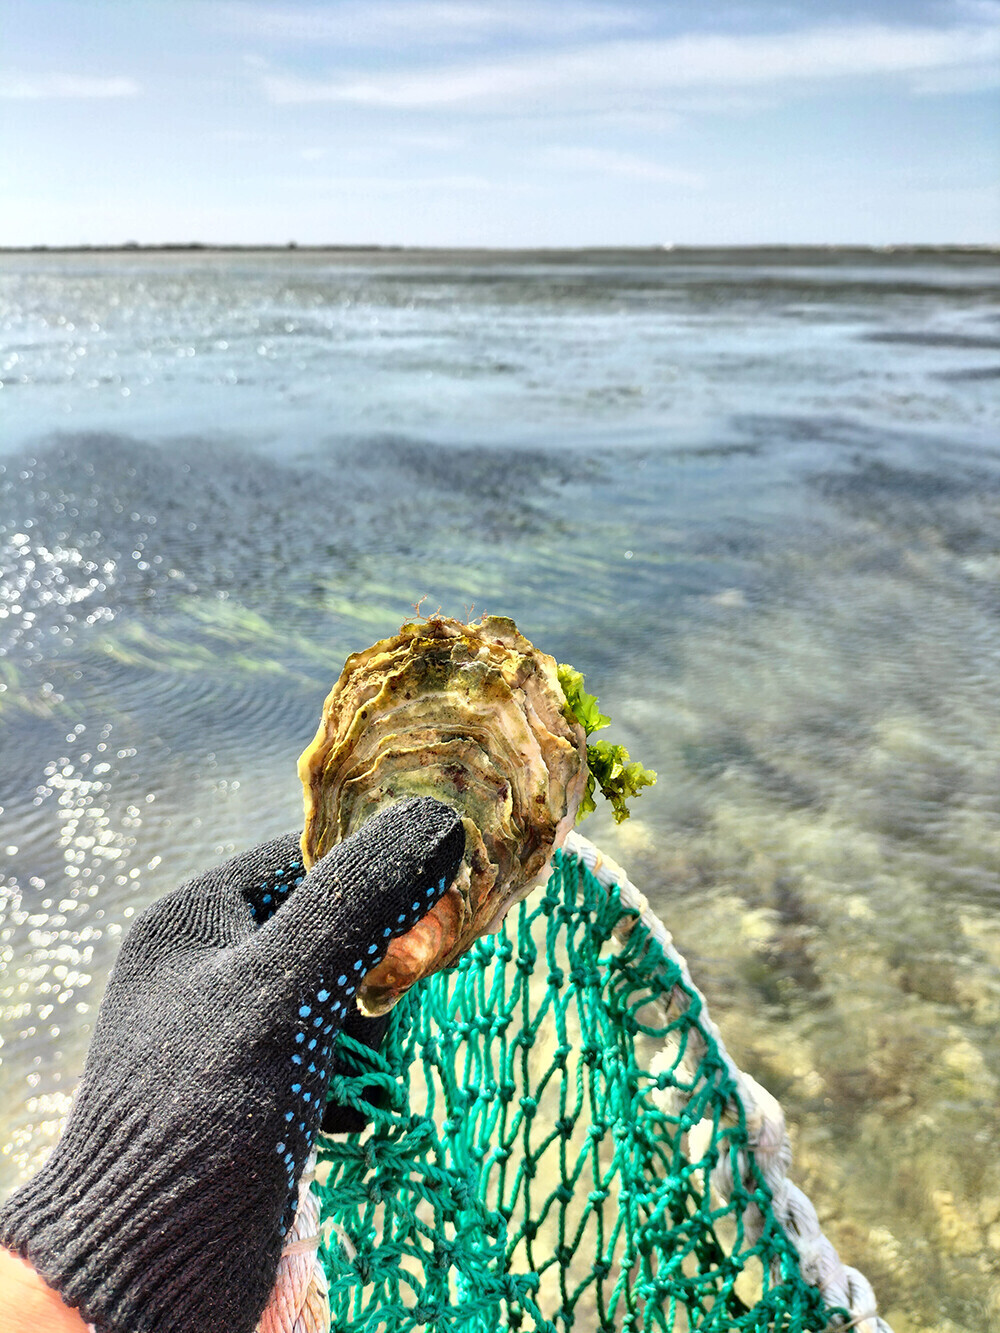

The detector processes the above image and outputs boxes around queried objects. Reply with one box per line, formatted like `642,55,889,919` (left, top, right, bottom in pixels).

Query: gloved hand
0,796,464,1333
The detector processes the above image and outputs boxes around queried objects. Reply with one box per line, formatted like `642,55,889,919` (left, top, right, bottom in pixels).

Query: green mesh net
314,849,842,1333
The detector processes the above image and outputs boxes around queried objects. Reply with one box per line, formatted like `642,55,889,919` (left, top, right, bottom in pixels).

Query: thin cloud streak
262,21,1000,107
544,147,704,187
912,61,1000,91
221,1,641,46
269,173,501,191
0,73,140,99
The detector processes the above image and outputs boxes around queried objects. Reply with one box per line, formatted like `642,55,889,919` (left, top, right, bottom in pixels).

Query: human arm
0,1248,90,1333
0,797,463,1333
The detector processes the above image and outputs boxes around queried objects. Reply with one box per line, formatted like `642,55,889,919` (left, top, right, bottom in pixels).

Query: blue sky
2,0,998,246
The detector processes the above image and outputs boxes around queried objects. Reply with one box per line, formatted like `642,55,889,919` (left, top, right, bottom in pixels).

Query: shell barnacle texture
298,615,588,1015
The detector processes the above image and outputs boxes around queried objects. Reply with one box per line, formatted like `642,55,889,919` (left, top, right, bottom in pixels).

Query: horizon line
2,241,997,255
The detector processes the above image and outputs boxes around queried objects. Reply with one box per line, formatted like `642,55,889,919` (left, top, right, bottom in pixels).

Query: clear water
1,247,999,1330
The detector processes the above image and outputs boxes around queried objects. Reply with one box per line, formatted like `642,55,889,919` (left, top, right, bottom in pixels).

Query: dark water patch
933,364,1000,383
688,523,770,560
329,435,585,534
330,262,1000,309
739,940,826,1013
863,331,1000,350
678,442,762,460
890,949,961,1008
845,545,915,577
816,456,977,505
810,456,1000,557
816,469,1000,557
681,730,820,811
0,431,586,668
674,276,1000,306
0,432,361,667
730,412,889,452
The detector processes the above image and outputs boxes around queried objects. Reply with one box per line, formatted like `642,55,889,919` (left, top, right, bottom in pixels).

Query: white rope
563,831,894,1333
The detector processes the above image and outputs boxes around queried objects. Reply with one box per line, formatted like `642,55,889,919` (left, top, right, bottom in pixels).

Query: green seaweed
557,663,657,823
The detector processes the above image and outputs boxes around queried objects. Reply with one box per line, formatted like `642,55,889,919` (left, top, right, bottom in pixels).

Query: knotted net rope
302,836,891,1333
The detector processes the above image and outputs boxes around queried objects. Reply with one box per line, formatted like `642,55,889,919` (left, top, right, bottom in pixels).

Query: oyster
298,615,588,1015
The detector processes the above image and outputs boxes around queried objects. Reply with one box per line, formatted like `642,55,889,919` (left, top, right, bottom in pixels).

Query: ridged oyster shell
298,615,588,1015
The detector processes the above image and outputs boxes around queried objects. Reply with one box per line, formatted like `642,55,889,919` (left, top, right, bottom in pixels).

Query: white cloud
212,128,278,143
391,131,467,151
911,60,1000,91
261,20,1000,108
270,172,501,191
543,146,704,187
221,1,640,46
0,73,140,100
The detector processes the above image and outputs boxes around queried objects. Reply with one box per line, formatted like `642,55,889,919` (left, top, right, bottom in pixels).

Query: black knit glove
0,796,464,1333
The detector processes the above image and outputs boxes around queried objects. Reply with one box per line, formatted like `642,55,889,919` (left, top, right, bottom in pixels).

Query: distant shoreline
1,243,410,253
1,242,996,257
3,245,997,267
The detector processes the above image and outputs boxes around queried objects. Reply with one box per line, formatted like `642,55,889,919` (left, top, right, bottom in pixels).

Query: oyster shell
298,615,588,1015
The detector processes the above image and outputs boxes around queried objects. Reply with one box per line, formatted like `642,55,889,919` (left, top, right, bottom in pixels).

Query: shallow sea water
1,247,999,1331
